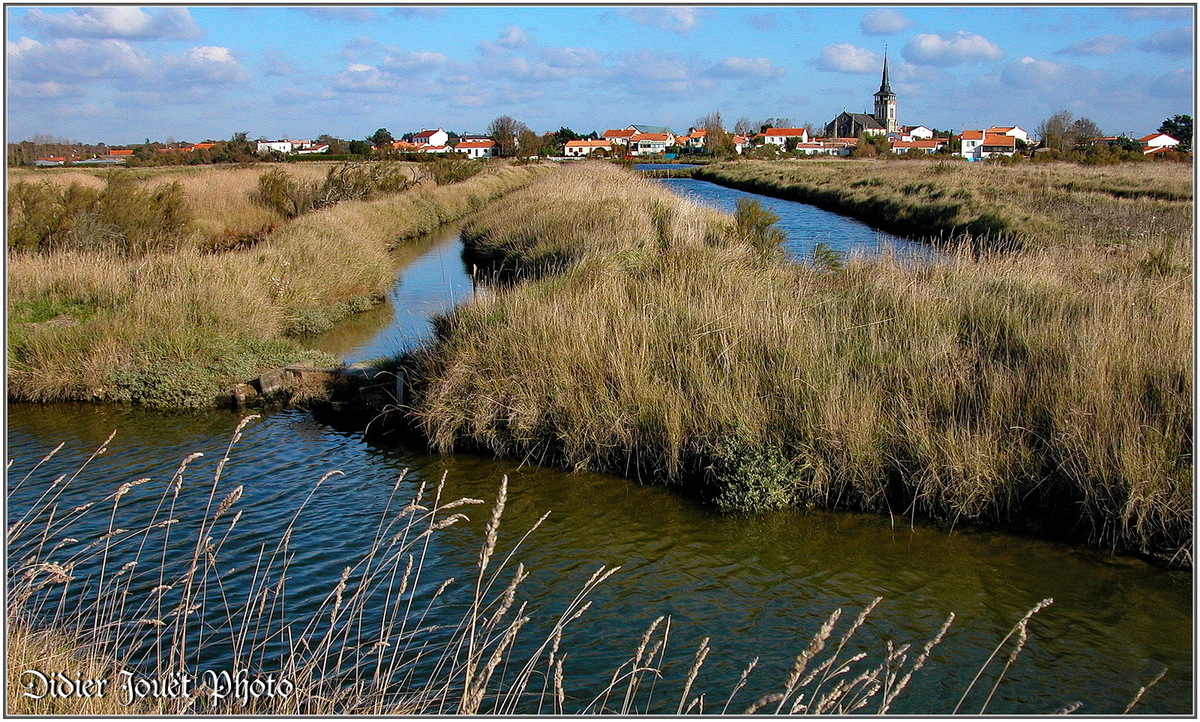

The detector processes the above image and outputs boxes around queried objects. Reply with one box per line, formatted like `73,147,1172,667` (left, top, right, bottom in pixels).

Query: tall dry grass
9,426,1116,714
7,164,548,407
694,159,1193,255
412,162,1191,560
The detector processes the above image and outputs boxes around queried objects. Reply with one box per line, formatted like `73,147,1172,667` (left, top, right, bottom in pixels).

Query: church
823,53,897,138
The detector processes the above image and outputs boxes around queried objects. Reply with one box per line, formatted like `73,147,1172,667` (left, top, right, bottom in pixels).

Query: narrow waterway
6,180,1192,714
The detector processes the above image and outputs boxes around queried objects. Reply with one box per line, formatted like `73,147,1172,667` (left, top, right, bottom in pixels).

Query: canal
6,178,1191,714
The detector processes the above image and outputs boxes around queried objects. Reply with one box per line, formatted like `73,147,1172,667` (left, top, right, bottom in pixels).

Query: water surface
6,186,1191,714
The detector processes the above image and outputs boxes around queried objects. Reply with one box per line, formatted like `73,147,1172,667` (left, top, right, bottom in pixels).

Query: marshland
7,157,1193,714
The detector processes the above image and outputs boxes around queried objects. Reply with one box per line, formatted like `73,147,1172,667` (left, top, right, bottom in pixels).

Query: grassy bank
694,159,1193,253
7,163,547,407
411,162,1191,561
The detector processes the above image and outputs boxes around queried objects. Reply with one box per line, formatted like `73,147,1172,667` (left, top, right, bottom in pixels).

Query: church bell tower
873,50,897,134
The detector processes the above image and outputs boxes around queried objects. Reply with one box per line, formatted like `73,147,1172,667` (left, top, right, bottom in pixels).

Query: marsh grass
7,164,548,407
8,426,1120,715
414,162,1191,560
694,159,1193,254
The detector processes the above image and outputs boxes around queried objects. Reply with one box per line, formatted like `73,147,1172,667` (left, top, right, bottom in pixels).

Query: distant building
891,139,946,155
986,126,1029,144
1139,133,1179,153
959,130,1016,160
455,139,496,159
563,139,613,157
824,51,894,138
602,128,636,145
762,128,810,147
413,128,450,147
628,133,672,156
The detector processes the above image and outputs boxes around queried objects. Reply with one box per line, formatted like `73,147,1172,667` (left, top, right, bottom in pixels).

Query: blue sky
6,5,1194,144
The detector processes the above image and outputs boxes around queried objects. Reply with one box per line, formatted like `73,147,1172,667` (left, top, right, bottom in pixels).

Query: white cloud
815,43,881,74
165,46,251,85
1138,26,1192,57
619,7,703,34
497,26,529,49
8,37,153,82
23,7,200,41
1058,34,1130,56
298,7,379,23
904,31,1005,65
261,49,294,77
1000,56,1070,89
707,57,786,79
331,63,396,93
382,50,448,73
861,8,913,35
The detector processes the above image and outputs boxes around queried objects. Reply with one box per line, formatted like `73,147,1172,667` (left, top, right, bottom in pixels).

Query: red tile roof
763,128,808,137
564,140,612,147
960,130,984,141
107,149,134,156
414,129,441,139
455,140,495,148
983,133,1016,146
630,133,671,142
603,129,636,139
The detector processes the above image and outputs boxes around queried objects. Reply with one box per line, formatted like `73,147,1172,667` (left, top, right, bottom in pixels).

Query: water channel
6,178,1192,714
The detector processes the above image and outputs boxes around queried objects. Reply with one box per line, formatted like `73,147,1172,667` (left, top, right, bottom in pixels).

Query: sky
5,4,1195,145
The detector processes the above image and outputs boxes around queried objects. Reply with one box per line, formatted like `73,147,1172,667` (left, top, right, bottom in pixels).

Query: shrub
730,197,786,258
7,173,191,256
253,162,418,219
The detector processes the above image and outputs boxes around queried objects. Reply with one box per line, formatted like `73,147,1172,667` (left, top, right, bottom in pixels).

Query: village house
628,132,673,156
413,128,450,147
678,129,706,149
295,144,330,155
602,128,636,146
762,128,811,147
563,139,613,157
959,130,1017,160
733,134,751,154
391,140,422,153
256,139,321,154
419,144,452,154
455,139,496,159
1139,133,1180,153
891,138,946,155
986,126,1029,144
106,148,134,157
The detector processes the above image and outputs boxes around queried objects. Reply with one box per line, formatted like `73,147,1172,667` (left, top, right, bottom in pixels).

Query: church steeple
873,47,897,133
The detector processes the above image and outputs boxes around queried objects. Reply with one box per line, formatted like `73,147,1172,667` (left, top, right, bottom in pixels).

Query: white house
733,134,750,154
257,140,296,154
762,128,810,147
793,140,855,156
628,132,672,156
959,130,1016,160
1139,133,1180,153
602,128,636,146
986,126,1029,144
419,144,452,154
295,144,329,155
413,128,450,147
455,139,495,159
891,139,946,155
563,139,613,157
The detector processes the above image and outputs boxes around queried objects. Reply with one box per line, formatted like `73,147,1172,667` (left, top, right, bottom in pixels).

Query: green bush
253,162,417,218
730,198,786,259
705,435,801,514
7,173,191,256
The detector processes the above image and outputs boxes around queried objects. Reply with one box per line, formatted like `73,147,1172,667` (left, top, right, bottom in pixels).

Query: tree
516,128,544,158
1069,117,1103,149
1158,114,1193,152
733,116,756,135
368,128,394,148
1037,110,1074,151
698,110,734,156
348,139,372,156
487,115,527,158
553,126,581,146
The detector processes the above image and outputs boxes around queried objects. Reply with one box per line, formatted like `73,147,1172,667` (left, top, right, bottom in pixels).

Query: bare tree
1069,117,1103,148
1036,110,1074,151
698,111,734,155
486,115,528,158
733,116,756,135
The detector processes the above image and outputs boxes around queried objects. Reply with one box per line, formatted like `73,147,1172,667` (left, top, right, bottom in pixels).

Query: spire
878,46,892,95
